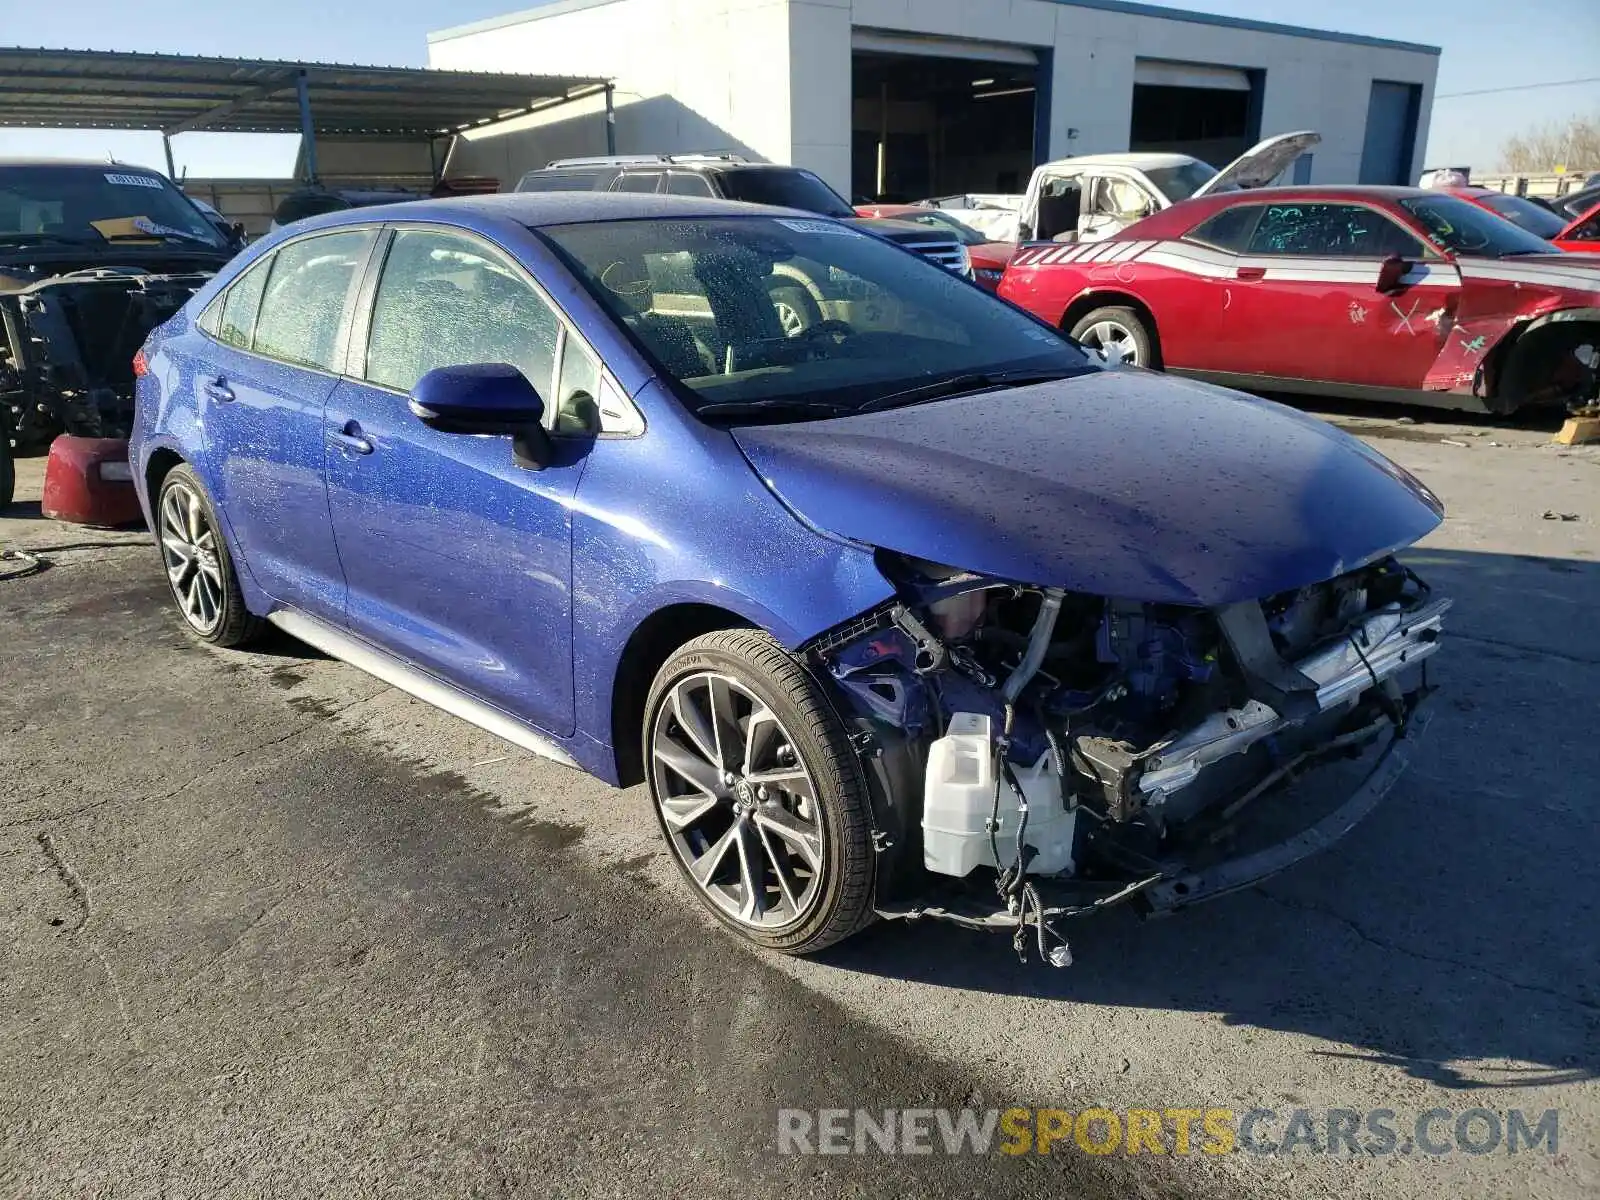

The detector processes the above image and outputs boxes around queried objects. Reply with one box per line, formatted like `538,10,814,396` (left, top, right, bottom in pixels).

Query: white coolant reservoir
922,713,1077,878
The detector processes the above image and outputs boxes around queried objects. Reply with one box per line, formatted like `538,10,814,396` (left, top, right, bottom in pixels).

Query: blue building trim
432,0,1440,58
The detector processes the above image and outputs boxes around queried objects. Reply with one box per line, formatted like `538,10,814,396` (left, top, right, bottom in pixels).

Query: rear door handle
1235,266,1266,281
329,421,374,455
203,377,235,402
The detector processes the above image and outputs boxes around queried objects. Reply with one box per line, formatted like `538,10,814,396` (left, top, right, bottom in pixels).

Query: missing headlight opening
809,551,1449,967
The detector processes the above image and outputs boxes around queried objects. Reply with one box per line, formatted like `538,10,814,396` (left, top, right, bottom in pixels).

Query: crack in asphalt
1252,886,1600,1015
35,830,92,934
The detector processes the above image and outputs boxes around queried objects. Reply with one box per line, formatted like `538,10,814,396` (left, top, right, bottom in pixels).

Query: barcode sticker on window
105,173,166,189
775,218,863,237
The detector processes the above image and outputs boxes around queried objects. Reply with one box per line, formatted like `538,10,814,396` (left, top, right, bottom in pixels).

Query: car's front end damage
2,259,217,448
806,555,1447,964
728,369,1452,964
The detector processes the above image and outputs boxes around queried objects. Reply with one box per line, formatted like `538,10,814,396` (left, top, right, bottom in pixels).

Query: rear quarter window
517,171,603,193
1184,204,1262,252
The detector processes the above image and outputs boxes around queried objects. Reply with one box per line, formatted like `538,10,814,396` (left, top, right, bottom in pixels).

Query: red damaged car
855,203,1016,290
999,186,1600,414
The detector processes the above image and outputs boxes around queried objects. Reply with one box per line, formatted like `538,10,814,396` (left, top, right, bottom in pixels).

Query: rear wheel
644,629,876,954
156,464,264,647
1070,305,1156,368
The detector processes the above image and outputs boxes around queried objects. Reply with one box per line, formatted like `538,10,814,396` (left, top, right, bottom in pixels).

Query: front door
324,225,590,736
1220,200,1450,384
197,227,374,621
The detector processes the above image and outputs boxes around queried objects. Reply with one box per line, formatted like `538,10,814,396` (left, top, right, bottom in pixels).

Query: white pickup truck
925,130,1320,245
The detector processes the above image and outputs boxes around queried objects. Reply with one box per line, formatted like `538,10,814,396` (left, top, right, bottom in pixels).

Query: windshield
1399,194,1557,258
1473,192,1569,240
714,169,855,218
540,215,1091,420
0,164,225,248
1145,161,1220,202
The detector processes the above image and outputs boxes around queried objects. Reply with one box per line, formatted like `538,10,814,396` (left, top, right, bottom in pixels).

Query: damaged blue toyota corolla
132,193,1449,963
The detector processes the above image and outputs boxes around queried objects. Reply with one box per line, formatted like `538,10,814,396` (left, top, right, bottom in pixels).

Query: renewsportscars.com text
777,1106,1560,1158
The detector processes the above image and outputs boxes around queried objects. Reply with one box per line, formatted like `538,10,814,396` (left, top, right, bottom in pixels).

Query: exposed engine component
809,552,1448,964
3,267,214,447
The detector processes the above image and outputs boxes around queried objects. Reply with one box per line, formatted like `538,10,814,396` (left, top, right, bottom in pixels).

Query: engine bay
808,552,1449,962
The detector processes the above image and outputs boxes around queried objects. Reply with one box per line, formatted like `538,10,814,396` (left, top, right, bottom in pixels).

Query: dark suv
514,154,972,276
2,158,237,502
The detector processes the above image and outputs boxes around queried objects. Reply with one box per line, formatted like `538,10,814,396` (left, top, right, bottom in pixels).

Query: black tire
644,628,876,954
1069,304,1158,369
155,464,264,648
0,427,13,511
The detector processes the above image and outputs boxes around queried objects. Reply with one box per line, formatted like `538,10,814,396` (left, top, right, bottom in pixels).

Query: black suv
515,154,972,276
2,159,237,503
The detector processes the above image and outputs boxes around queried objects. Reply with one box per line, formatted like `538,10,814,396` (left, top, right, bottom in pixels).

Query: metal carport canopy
0,47,610,141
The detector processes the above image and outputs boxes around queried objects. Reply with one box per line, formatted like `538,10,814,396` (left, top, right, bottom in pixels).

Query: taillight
132,348,149,378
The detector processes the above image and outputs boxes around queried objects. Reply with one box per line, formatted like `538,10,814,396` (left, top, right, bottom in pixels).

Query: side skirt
266,608,582,771
1169,369,1493,415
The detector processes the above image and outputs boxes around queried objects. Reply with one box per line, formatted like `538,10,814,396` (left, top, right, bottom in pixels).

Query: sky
1,0,1597,178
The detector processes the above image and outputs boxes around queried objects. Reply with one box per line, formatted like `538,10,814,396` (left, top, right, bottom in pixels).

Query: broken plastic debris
1541,510,1579,522
1440,438,1469,447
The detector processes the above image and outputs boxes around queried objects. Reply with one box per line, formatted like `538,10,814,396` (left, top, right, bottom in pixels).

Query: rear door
196,226,375,621
324,224,591,736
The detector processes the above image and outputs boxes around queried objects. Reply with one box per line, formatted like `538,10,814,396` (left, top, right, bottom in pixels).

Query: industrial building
429,0,1441,200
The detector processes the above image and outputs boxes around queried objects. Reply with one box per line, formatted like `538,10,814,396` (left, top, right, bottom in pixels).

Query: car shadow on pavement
819,548,1600,1091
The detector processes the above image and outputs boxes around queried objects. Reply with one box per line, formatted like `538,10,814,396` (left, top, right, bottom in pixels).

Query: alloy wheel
774,300,807,338
158,482,225,635
1081,319,1139,366
651,671,825,929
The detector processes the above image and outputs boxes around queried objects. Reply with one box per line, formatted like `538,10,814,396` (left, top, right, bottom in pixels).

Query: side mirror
409,362,553,469
1375,254,1410,295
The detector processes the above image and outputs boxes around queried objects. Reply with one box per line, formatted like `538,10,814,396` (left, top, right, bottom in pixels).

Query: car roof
0,156,166,172
275,190,813,234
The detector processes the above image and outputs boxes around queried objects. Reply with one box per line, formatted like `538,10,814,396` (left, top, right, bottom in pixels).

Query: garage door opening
851,35,1040,203
1129,59,1261,168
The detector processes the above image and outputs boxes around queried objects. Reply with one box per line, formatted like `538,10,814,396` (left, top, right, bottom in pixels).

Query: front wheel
1069,305,1157,368
644,629,876,954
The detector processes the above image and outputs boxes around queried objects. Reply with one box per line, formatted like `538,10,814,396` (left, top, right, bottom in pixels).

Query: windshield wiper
856,368,1086,414
0,232,99,248
695,397,855,422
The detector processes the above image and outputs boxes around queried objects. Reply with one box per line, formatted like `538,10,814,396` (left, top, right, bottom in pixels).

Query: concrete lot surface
2,401,1597,1200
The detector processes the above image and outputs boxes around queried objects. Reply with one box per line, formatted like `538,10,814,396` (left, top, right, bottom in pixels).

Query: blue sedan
132,193,1449,961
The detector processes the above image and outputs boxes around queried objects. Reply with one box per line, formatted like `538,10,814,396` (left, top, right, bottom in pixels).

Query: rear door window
1245,203,1426,258
665,172,714,197
613,172,664,194
251,228,374,371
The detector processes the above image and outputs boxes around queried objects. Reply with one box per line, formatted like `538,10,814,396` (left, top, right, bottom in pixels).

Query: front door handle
203,377,235,403
1235,266,1266,281
329,421,374,455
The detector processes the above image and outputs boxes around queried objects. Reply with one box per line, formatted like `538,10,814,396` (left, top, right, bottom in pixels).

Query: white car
1014,130,1321,243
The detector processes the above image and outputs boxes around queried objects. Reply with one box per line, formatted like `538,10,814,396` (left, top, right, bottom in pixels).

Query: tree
1500,114,1600,173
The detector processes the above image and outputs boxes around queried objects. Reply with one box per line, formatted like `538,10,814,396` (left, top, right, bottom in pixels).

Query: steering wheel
798,318,856,349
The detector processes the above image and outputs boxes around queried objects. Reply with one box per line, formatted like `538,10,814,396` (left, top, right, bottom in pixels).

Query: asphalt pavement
2,402,1597,1200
